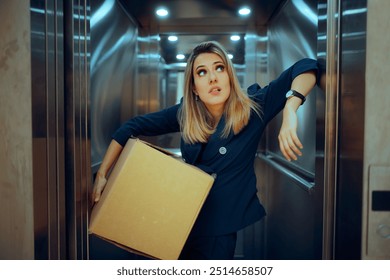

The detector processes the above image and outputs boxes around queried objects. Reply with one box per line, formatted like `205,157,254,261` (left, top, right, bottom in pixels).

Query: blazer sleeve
250,58,320,124
112,103,181,146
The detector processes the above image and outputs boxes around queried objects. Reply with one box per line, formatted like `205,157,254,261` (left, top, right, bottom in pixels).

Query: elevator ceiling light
230,35,241,41
238,7,251,16
168,35,178,42
176,54,185,60
156,8,169,17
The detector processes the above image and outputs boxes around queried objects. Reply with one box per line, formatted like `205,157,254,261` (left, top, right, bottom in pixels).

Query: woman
92,41,318,259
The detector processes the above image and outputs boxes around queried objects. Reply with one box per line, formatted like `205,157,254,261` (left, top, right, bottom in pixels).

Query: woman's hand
278,71,316,160
91,172,108,204
278,102,303,161
90,140,123,205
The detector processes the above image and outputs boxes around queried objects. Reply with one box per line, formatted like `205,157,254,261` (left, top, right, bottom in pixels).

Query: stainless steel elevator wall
90,0,179,167
30,0,68,259
91,0,138,173
257,0,324,259
267,0,318,174
29,0,91,259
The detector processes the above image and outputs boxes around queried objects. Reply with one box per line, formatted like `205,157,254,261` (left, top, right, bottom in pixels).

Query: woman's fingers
279,130,303,161
92,176,107,203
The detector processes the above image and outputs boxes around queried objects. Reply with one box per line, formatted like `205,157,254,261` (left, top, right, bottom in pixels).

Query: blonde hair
178,41,261,144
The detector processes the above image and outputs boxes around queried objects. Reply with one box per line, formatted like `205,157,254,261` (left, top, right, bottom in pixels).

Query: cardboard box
89,138,214,260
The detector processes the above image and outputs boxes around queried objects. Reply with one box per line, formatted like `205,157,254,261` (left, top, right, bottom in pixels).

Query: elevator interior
89,0,323,260
1,0,389,260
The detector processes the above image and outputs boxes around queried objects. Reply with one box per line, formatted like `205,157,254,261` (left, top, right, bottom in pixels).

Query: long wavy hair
178,41,261,144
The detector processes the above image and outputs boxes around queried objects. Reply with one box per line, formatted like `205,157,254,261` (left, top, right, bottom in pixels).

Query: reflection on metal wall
31,0,67,259
319,0,368,260
30,0,91,260
267,0,318,174
318,0,339,260
258,0,323,259
137,35,160,115
90,0,138,172
137,34,168,147
158,68,182,149
63,0,91,260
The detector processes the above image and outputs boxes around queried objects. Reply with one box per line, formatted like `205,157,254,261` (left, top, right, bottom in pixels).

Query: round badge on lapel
219,147,227,155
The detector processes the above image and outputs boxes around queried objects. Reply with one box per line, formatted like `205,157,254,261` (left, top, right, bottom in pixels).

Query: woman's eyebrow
195,60,224,71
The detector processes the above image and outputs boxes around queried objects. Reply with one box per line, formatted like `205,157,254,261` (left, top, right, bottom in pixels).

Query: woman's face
192,52,231,116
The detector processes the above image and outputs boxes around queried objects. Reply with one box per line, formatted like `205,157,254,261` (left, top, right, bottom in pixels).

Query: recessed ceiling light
176,54,185,60
168,35,178,42
230,35,241,41
238,7,251,16
228,54,234,60
156,8,169,17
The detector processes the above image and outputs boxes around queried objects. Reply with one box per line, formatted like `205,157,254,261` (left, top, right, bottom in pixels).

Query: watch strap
287,89,306,105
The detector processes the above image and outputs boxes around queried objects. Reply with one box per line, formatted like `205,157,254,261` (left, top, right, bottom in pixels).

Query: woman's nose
209,71,217,83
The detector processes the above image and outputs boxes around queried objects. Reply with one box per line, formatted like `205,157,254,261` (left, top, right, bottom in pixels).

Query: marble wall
365,1,390,166
362,0,390,259
0,1,34,259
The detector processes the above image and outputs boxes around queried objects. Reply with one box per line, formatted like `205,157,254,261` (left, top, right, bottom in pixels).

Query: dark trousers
179,232,237,260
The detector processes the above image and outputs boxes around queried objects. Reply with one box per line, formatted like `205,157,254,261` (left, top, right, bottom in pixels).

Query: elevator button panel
366,165,390,258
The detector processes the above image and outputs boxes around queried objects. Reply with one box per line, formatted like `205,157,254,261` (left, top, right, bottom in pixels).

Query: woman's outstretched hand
278,105,303,161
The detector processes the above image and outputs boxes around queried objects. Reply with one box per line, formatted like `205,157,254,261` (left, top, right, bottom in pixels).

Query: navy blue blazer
112,58,319,236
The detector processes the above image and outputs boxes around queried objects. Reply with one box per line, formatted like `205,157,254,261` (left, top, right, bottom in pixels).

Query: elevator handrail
256,152,315,193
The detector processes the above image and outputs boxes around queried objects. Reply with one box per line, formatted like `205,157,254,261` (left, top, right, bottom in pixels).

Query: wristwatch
285,89,306,105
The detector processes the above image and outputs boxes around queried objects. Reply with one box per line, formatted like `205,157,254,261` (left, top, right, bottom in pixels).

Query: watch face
286,90,293,98
285,89,305,105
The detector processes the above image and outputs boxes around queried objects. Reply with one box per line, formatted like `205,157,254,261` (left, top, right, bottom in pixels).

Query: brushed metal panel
31,0,50,260
267,0,318,175
319,0,340,260
259,0,323,260
64,0,91,259
264,165,323,259
31,0,67,260
90,0,138,172
334,0,366,259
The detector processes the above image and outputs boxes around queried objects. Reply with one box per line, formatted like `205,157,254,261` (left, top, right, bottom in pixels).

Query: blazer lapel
180,116,234,165
196,116,233,164
180,139,203,165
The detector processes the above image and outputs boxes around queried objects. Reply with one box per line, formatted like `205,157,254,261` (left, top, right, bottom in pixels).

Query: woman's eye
216,65,225,72
197,69,206,76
